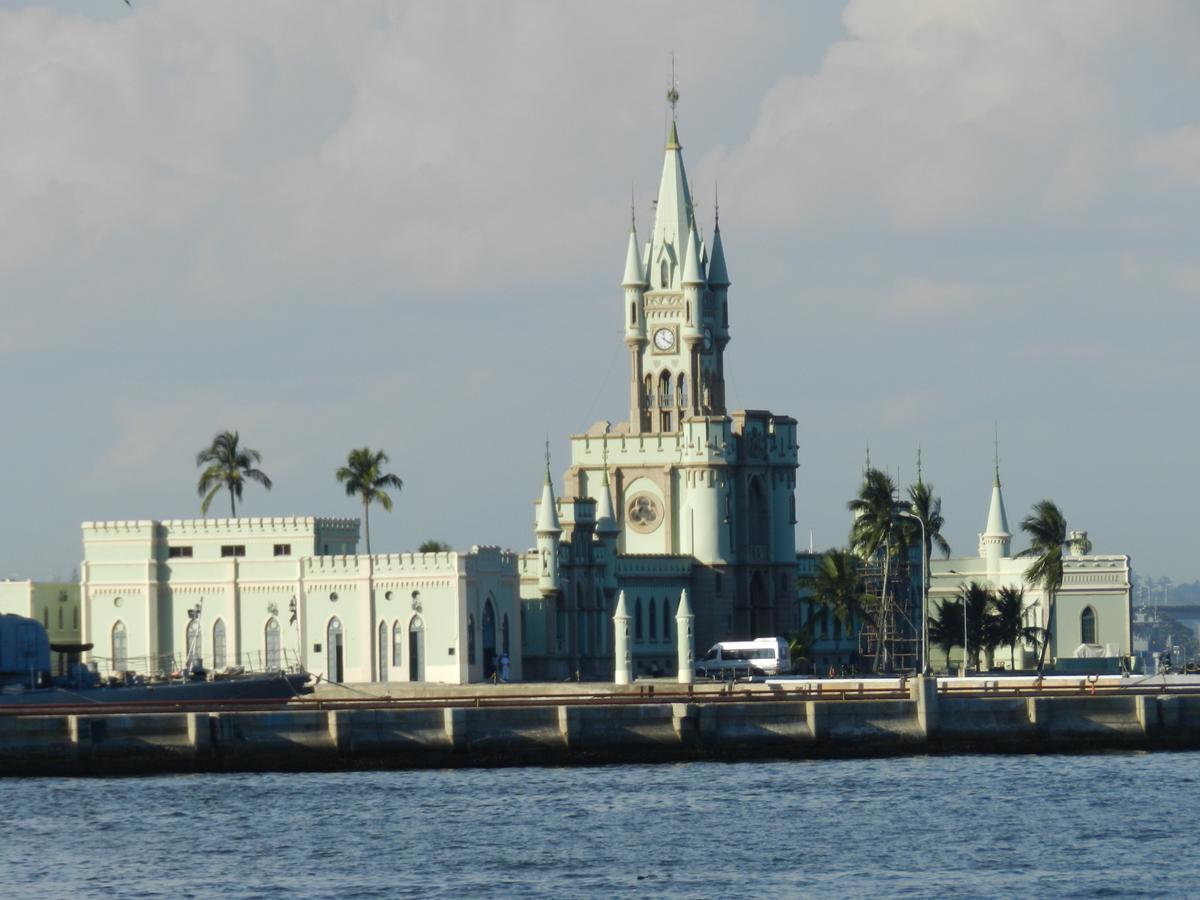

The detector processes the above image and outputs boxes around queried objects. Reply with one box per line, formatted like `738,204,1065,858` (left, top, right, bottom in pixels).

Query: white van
695,637,792,678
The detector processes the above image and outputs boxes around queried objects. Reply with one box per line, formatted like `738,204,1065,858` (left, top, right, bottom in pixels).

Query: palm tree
956,581,996,670
195,430,272,517
418,539,452,553
1019,500,1068,674
928,598,963,673
802,548,874,635
335,448,404,556
906,478,951,576
991,585,1028,670
848,468,900,670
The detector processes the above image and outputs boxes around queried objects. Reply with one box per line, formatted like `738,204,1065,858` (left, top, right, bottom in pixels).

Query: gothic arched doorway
408,615,425,681
326,617,344,683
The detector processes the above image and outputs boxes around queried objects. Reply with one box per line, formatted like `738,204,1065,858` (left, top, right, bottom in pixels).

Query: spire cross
667,51,679,121
544,435,552,483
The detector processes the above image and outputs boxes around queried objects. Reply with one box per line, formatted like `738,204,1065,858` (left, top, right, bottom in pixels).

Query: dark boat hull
0,672,312,706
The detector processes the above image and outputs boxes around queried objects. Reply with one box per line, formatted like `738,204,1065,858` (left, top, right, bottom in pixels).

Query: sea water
3,752,1195,898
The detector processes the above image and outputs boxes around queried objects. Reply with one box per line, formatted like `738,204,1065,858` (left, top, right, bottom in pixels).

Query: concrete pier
5,678,1200,776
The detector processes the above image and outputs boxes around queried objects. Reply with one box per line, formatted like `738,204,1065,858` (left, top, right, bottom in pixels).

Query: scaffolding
857,554,921,673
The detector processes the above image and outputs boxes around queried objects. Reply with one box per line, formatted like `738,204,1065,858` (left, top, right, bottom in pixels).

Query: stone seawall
5,679,1200,776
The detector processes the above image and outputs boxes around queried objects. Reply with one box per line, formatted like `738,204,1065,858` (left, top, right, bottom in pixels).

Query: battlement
83,516,360,539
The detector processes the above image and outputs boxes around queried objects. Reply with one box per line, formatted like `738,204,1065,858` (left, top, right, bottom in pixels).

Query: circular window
626,493,664,534
384,591,394,602
329,592,339,602
113,596,123,608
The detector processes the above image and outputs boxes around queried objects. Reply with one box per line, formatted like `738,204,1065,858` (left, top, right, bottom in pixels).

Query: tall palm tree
195,430,272,517
907,478,952,575
1019,499,1068,674
991,585,1028,670
335,447,404,556
848,468,900,670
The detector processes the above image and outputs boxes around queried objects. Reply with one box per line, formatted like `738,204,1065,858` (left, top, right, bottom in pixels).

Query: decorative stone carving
626,493,664,534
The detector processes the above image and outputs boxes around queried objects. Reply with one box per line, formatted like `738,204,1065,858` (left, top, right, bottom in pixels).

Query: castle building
928,466,1132,669
78,517,521,684
519,115,799,680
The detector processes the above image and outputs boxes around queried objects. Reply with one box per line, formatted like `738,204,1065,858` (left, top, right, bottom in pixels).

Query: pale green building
929,466,1132,670
520,115,800,680
80,517,521,684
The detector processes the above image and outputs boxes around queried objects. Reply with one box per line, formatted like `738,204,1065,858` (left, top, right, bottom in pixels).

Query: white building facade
80,517,521,684
929,469,1132,669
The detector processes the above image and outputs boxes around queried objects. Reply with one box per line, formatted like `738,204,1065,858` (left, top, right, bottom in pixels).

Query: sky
1,0,1199,583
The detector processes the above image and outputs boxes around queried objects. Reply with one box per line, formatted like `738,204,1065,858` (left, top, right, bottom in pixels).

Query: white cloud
706,0,1167,230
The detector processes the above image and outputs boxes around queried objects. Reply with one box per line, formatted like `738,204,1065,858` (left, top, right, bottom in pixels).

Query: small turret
613,590,632,685
535,448,562,597
675,588,695,684
622,225,646,288
682,222,705,286
978,462,1012,570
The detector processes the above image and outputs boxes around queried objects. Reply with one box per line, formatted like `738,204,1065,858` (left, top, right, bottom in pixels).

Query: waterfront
4,752,1195,898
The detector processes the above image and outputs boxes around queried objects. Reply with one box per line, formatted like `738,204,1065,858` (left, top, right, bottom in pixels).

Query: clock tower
624,120,729,435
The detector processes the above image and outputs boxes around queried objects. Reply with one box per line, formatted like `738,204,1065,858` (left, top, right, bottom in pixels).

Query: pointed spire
682,222,704,285
595,447,620,535
536,439,561,534
984,463,1010,538
650,114,693,289
707,221,730,288
623,222,646,287
676,587,693,619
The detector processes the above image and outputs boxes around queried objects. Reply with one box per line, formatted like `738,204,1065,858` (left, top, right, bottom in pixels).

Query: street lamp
898,510,930,676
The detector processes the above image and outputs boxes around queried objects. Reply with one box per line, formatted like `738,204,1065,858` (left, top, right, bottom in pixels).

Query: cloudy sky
2,1,1198,583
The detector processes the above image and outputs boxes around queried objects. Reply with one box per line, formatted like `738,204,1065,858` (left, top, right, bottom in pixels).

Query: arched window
111,621,128,673
482,599,497,673
212,618,227,669
265,618,281,670
644,375,655,409
678,373,687,408
663,598,671,642
660,259,668,288
58,607,64,630
393,620,403,667
185,617,202,669
1081,606,1097,645
635,598,643,641
659,370,673,406
408,615,425,681
378,622,388,681
502,614,510,655
649,598,658,640
630,302,637,325
467,613,476,665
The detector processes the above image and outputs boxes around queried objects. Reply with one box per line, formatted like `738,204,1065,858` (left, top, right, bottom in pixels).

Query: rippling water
4,752,1194,898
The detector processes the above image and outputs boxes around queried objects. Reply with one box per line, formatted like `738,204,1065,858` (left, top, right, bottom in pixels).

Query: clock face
653,328,675,351
703,327,713,351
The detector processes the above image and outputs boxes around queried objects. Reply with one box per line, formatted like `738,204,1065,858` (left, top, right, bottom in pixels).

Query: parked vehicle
695,637,792,678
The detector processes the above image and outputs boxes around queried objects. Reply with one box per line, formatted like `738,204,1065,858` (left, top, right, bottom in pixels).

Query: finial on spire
601,444,610,485
544,435,552,484
630,183,636,231
714,182,720,229
667,51,679,121
993,422,1001,486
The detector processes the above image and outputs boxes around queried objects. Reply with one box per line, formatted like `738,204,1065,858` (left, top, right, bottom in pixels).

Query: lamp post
898,510,930,676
